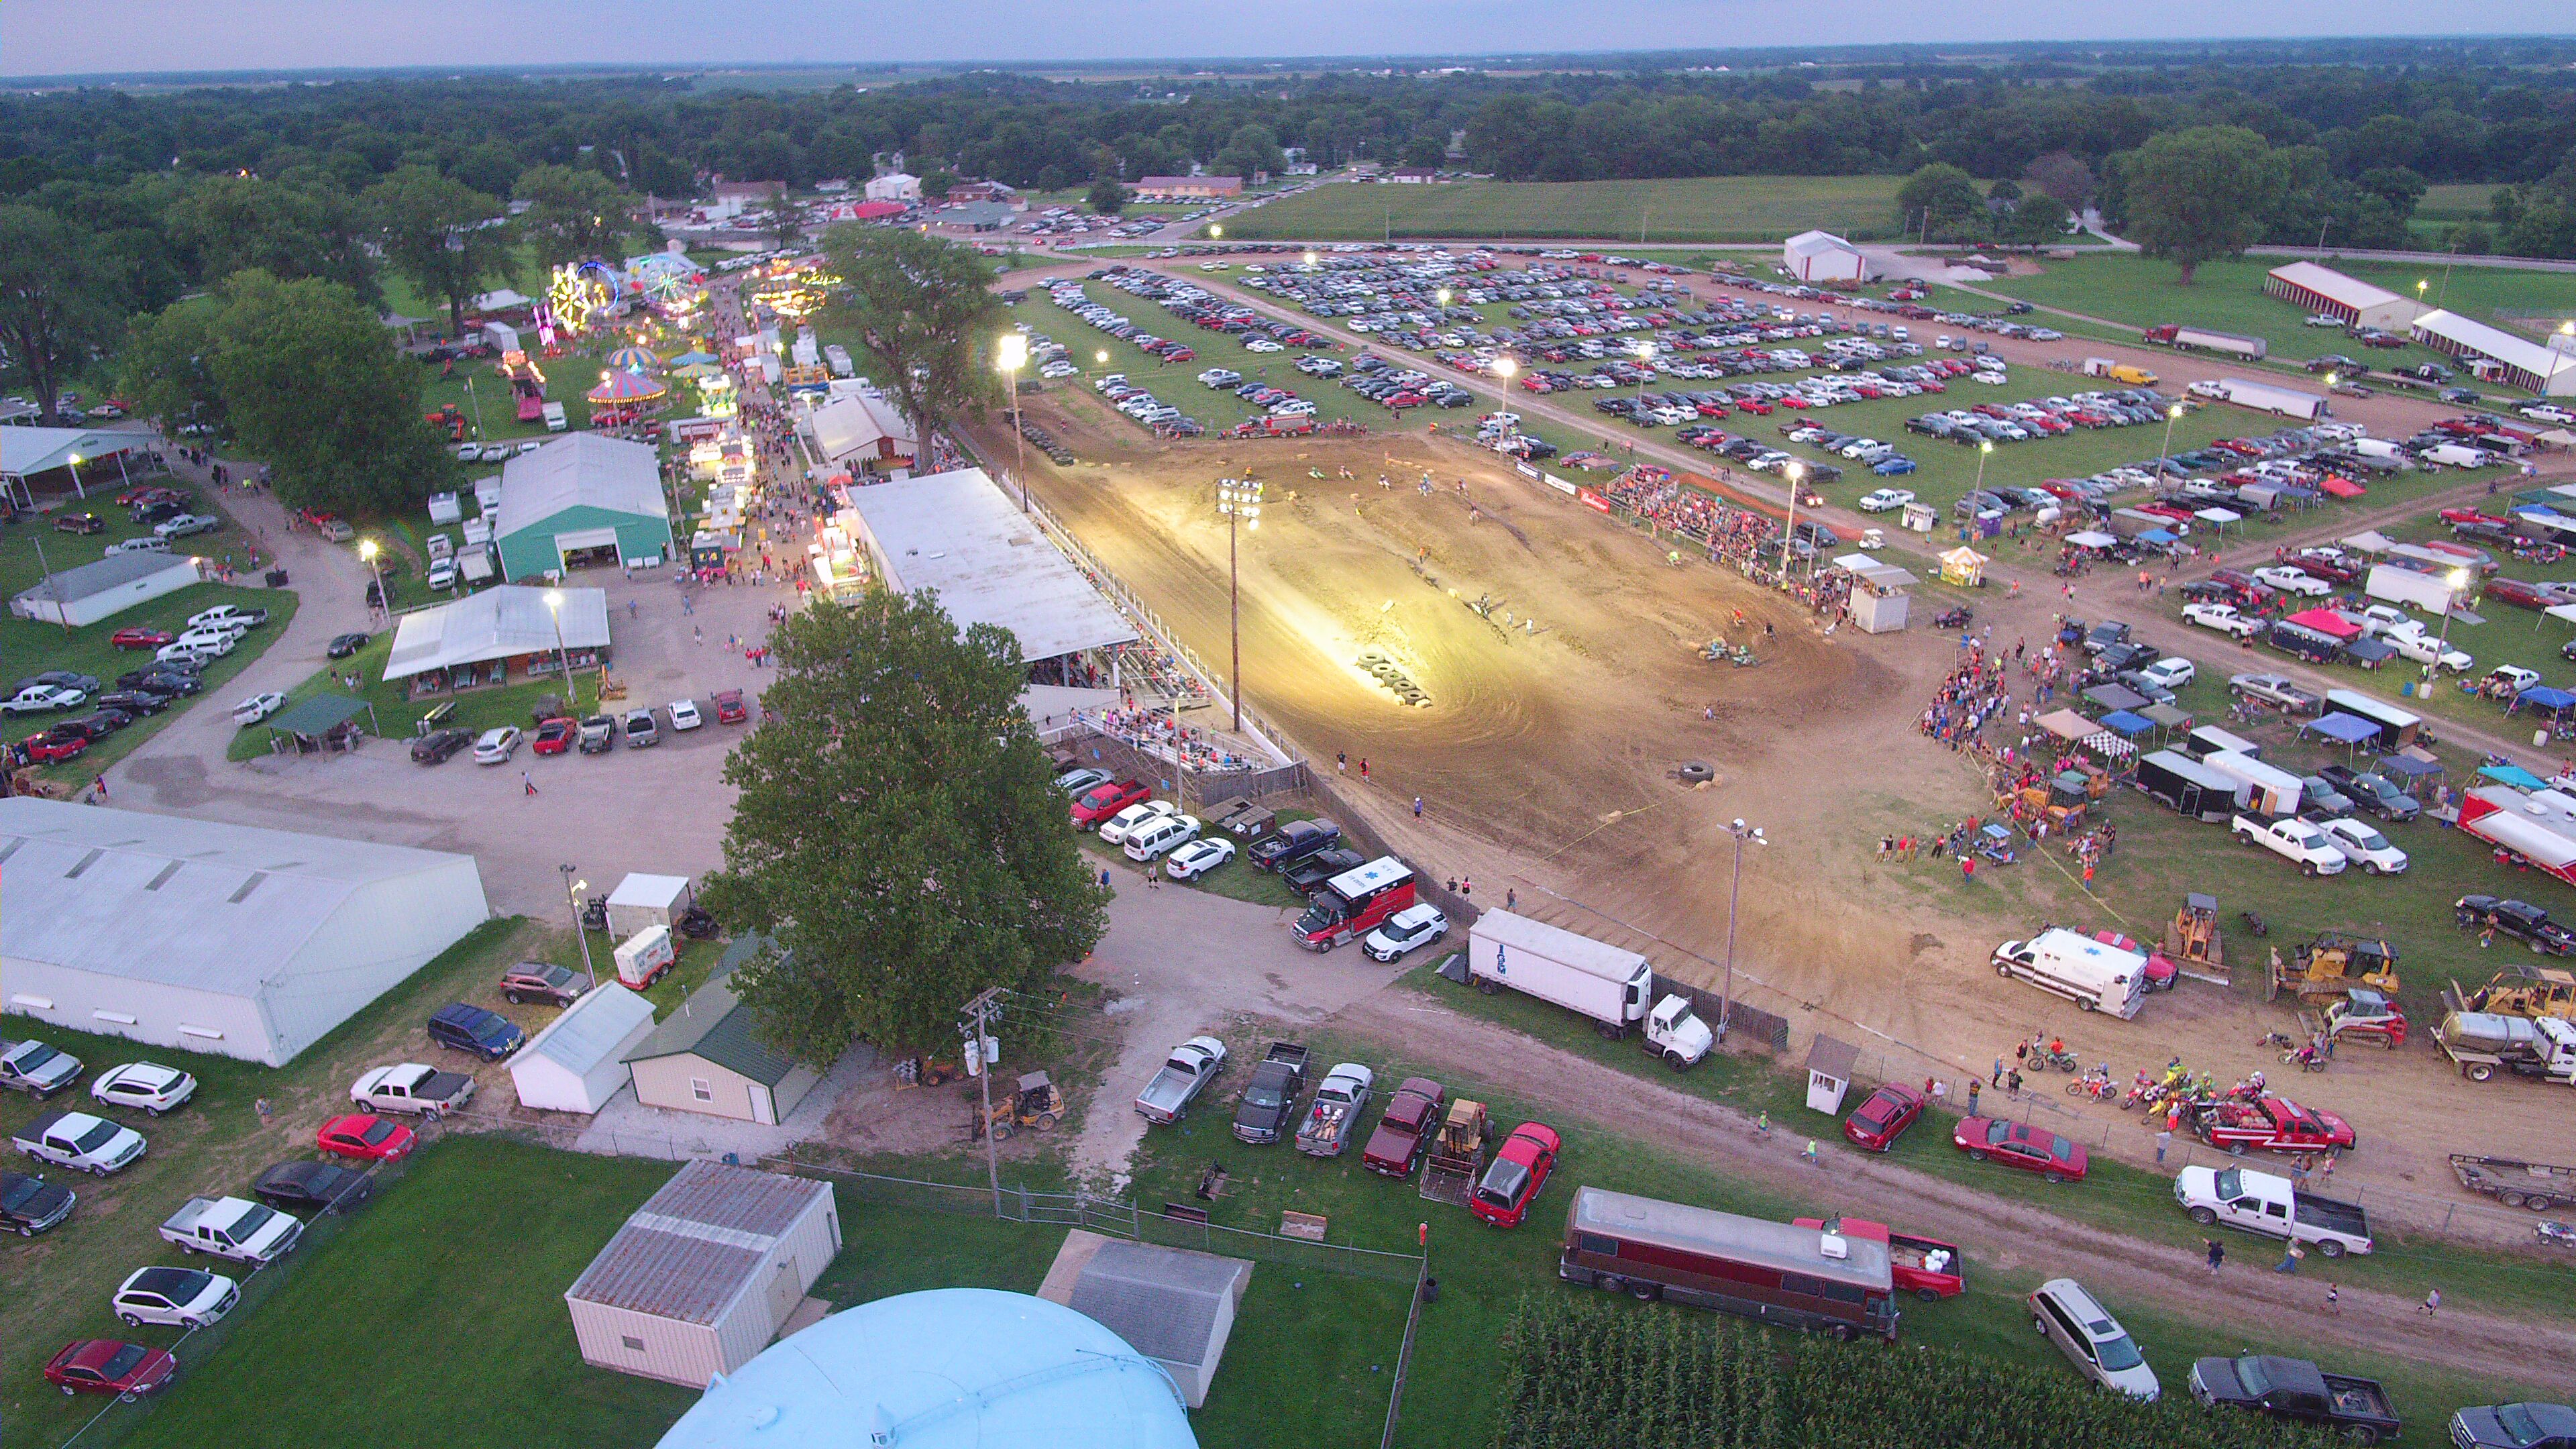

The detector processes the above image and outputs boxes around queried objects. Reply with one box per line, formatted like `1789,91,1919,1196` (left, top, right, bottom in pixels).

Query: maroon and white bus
1291,856,1415,951
1558,1186,1899,1342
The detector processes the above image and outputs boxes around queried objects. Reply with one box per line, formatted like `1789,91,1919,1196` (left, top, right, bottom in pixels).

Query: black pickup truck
1232,1042,1311,1145
2190,1355,2400,1445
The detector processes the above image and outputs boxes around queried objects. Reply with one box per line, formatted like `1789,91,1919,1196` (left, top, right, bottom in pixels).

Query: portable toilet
606,873,692,938
613,924,676,990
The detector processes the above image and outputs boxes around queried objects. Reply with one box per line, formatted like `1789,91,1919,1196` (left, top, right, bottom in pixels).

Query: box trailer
2200,749,2305,816
2365,564,2461,614
2181,725,2262,761
2216,378,2325,421
1468,910,1653,1032
2145,324,2268,360
2322,689,2420,750
2138,749,2243,822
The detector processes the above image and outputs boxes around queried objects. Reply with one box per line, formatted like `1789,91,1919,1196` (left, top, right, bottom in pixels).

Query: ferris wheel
629,252,698,302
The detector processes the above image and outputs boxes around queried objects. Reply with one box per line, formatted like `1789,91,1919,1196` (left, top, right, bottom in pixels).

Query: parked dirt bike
2282,1043,2330,1071
2065,1068,2117,1101
2241,910,2269,937
2032,1044,2080,1072
2256,1030,2298,1050
2119,1072,2161,1110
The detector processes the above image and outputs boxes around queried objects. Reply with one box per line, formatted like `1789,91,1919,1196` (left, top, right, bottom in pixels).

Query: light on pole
541,588,576,700
2434,566,2471,672
997,331,1029,512
1208,223,1223,240
1216,478,1262,733
1973,437,1994,500
1779,461,1805,580
1303,250,1318,270
358,537,388,620
1633,340,1654,414
1491,358,1519,453
560,865,598,989
1719,818,1766,1040
2157,403,2184,482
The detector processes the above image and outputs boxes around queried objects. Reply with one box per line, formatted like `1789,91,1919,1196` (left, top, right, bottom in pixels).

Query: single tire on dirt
2468,1063,2496,1082
2502,1191,2526,1208
991,1122,1012,1141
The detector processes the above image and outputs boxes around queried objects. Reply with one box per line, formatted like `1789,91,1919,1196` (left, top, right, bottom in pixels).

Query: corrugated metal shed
843,467,1138,663
567,1161,828,1324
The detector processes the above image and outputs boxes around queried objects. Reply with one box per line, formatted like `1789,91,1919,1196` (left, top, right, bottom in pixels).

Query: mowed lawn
1219,176,1921,244
1026,281,1388,433
1,483,297,785
1974,252,2573,374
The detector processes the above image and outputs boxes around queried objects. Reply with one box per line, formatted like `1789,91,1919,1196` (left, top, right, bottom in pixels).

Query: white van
2423,443,2489,469
1989,928,2147,1018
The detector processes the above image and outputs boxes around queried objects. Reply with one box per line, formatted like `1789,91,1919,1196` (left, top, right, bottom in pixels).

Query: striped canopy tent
604,345,663,375
586,368,667,404
666,350,720,368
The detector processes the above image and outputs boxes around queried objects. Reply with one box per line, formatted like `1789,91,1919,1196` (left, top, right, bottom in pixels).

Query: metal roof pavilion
383,585,610,681
843,468,1138,662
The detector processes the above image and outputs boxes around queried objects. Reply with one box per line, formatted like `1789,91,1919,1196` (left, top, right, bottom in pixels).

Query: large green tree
364,166,508,337
818,223,1002,440
1894,163,1986,242
118,299,229,441
702,590,1109,1063
1085,176,1130,216
2113,126,2289,284
126,270,453,517
162,174,377,303
0,206,128,421
512,162,633,272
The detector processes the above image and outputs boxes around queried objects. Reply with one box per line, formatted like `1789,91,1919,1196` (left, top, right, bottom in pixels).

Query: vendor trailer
1560,1187,1898,1342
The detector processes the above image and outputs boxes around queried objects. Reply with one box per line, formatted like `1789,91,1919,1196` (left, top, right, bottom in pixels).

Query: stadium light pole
2157,403,2184,482
1973,437,1994,500
2434,566,2471,674
1491,358,1519,453
1216,478,1262,733
997,331,1028,512
1719,818,1766,1040
1633,339,1654,415
541,588,578,704
358,537,388,621
1779,461,1805,581
560,865,597,989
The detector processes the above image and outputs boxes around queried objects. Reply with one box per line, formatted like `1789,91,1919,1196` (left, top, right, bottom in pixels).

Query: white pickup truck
11,1110,146,1177
1294,1063,1377,1157
160,1195,303,1264
350,1063,478,1119
1133,1037,1227,1124
2182,602,2261,639
2175,1164,2373,1257
0,1038,83,1098
2230,814,2349,875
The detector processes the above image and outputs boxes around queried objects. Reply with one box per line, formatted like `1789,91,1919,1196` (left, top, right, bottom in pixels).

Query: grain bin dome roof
651,1288,1198,1449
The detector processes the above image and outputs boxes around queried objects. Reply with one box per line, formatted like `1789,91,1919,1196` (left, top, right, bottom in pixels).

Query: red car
1952,1116,2087,1183
1468,1121,1561,1227
44,1340,177,1399
713,689,747,724
1794,1217,1964,1301
111,628,176,651
1841,1082,1925,1152
2440,508,2510,527
316,1113,416,1163
531,717,578,755
21,731,89,764
1070,778,1149,830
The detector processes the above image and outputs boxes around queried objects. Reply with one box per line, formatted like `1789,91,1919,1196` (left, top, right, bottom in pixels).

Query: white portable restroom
606,873,691,937
1467,910,1654,1030
509,985,657,1114
2200,749,2304,816
565,1160,841,1388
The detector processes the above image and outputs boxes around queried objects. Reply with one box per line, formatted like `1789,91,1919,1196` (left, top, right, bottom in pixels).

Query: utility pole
28,532,70,635
1719,819,1766,1040
964,986,1004,1214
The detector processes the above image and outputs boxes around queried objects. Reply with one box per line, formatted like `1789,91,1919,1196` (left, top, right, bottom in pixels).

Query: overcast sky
7,2,2570,78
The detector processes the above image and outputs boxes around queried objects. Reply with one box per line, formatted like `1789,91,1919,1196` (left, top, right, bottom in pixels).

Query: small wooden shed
1804,1034,1860,1114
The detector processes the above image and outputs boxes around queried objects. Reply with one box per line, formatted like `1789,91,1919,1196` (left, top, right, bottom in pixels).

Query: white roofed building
2263,262,2427,332
863,172,921,203
840,468,1138,667
492,434,675,580
383,585,610,684
0,800,490,1065
806,392,918,470
2412,309,2576,396
510,985,657,1114
9,551,206,628
1782,229,1870,283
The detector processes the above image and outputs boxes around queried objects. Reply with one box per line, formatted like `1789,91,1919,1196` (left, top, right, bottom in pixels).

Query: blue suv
426,1003,525,1061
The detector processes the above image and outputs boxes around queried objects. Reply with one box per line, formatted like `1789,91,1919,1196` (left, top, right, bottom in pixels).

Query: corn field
1487,1296,2338,1449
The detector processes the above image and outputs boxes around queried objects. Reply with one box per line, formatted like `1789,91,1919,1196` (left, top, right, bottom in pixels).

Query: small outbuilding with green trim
623,941,817,1126
492,434,673,582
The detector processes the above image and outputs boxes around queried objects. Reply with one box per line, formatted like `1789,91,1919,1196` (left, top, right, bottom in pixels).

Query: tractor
973,1071,1063,1142
2445,965,2576,1022
2269,931,2400,1004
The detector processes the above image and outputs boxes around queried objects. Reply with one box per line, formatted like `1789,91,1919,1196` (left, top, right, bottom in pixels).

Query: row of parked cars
410,691,746,765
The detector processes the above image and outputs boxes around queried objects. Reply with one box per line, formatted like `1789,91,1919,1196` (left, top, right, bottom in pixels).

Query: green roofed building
623,938,816,1125
492,433,674,582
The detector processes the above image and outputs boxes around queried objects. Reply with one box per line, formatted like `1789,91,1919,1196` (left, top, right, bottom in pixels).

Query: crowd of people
1072,702,1263,774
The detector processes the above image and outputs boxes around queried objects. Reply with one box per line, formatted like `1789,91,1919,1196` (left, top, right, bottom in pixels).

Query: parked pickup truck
2229,813,2349,875
1134,1036,1227,1124
1295,1063,1376,1157
1794,1216,1964,1301
0,1039,83,1097
2175,1165,2373,1257
1362,1077,1447,1178
350,1063,478,1119
160,1195,303,1265
11,1110,146,1177
1230,1042,1311,1144
2190,1355,2400,1444
2190,1097,2356,1157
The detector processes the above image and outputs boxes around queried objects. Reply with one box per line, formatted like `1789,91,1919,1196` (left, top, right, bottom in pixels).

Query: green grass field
1028,281,1391,433
1219,176,1927,245
2414,185,2501,223
3,482,298,784
1971,252,2574,377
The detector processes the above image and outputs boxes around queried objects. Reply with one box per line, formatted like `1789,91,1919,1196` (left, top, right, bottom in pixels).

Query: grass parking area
1972,252,2573,381
1217,176,1921,245
1123,1012,2539,1448
223,631,600,763
1035,281,1395,433
2,490,298,785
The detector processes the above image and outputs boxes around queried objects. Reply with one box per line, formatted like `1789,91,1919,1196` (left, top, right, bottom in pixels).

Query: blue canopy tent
2482,763,2551,792
2298,712,2383,750
2136,528,2179,548
2100,710,2155,738
2377,753,2444,782
2512,685,2576,718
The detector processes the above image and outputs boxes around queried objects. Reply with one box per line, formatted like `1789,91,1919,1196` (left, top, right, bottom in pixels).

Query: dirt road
1336,987,2576,1393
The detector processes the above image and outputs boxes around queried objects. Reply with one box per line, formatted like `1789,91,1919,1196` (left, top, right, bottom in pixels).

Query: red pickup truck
2194,1097,2355,1157
1069,778,1148,830
1361,1077,1445,1178
1793,1216,1964,1301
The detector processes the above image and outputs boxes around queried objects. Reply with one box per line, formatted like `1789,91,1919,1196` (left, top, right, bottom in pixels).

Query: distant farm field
1218,175,1917,244
2414,182,2500,221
